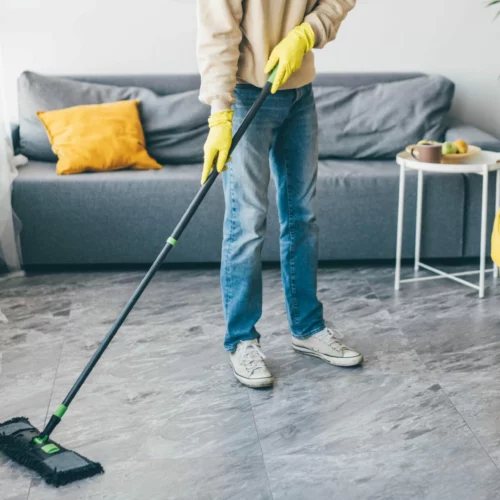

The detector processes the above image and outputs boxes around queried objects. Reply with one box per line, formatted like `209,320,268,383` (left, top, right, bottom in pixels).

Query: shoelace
240,342,267,373
316,328,345,352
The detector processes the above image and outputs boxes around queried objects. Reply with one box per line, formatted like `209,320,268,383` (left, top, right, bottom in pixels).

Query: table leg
415,169,423,271
495,170,500,279
479,166,489,298
395,164,406,291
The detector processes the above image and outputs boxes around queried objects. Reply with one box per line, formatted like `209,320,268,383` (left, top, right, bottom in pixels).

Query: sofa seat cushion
12,161,225,265
307,160,465,260
13,159,465,265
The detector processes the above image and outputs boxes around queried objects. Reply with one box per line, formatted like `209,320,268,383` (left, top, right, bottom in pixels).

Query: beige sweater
197,0,356,112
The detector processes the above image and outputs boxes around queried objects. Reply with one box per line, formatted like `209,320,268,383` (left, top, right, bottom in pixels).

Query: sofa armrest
445,119,500,152
10,123,20,153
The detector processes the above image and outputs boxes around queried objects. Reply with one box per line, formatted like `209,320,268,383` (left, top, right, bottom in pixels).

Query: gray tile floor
1,263,500,499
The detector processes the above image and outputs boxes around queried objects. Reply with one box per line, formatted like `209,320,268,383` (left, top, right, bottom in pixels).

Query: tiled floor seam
23,326,67,500
433,381,500,476
42,321,68,427
26,479,33,500
246,386,276,500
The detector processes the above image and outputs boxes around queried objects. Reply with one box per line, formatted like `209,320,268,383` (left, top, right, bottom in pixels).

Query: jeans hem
224,333,260,353
291,323,326,341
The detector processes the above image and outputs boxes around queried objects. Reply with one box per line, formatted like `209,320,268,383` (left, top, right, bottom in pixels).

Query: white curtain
0,50,25,272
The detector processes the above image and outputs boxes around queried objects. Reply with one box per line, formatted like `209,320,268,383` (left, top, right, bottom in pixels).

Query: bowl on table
405,143,482,164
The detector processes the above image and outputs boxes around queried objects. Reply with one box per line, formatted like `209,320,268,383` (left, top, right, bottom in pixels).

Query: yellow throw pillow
37,100,162,175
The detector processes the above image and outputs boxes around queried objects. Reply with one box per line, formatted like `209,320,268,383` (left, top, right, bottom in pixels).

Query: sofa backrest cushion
18,71,210,164
314,75,455,159
18,71,454,163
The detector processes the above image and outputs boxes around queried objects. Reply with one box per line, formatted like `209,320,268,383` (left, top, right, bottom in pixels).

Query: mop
0,67,278,487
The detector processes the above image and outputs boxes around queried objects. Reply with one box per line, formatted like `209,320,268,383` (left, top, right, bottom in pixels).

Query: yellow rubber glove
264,23,316,94
201,110,234,185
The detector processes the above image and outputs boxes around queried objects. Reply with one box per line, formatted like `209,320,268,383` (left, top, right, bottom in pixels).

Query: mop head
0,417,104,487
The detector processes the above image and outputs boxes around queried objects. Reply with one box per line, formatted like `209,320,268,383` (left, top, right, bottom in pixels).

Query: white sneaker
229,340,274,388
292,327,363,367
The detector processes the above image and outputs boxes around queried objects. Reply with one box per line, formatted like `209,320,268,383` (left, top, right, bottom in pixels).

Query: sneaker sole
233,370,274,389
292,343,363,367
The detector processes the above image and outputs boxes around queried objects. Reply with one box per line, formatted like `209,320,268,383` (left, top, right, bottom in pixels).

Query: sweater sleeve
197,0,243,111
304,0,356,49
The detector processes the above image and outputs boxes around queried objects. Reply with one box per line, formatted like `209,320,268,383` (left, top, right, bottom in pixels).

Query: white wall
1,0,500,135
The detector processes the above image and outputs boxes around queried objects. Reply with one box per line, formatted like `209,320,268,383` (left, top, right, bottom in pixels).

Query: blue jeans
222,83,325,352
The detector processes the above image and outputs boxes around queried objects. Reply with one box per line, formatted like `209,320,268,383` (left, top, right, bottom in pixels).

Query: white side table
395,150,500,298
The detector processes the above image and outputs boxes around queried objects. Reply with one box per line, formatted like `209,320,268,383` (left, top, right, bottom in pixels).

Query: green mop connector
34,404,66,449
41,443,60,454
167,236,177,246
34,404,68,444
54,404,68,419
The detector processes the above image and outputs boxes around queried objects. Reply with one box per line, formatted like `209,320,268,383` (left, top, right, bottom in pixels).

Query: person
197,0,362,388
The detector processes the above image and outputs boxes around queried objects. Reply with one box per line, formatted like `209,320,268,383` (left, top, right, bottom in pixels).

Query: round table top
397,150,500,174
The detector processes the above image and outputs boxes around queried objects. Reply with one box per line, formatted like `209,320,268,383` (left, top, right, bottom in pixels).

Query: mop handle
37,67,279,442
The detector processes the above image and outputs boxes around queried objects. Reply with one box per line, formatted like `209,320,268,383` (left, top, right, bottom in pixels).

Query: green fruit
442,142,458,155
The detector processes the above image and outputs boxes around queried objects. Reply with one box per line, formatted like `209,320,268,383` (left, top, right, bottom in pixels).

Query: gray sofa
10,72,500,266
